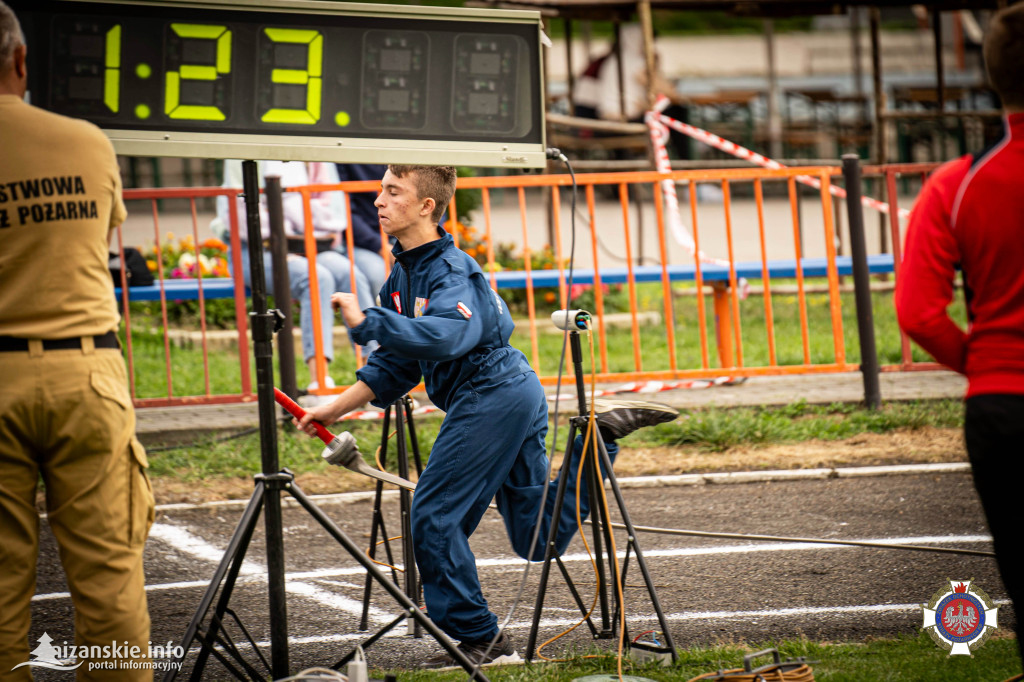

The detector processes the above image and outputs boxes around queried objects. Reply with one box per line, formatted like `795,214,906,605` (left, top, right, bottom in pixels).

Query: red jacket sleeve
894,159,969,374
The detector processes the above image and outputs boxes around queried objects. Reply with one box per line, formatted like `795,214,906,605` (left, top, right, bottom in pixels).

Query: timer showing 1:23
51,16,332,128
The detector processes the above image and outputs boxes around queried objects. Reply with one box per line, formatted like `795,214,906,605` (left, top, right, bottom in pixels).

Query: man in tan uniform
0,3,154,680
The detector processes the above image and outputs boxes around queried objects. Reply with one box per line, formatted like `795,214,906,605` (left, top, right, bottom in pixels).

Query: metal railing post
265,176,298,401
842,154,881,408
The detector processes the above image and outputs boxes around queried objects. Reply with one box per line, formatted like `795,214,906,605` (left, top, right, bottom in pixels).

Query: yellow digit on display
104,24,120,113
261,28,322,125
165,23,231,121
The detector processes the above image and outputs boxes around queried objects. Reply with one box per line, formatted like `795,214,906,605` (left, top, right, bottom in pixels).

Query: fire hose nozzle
321,431,360,468
273,387,416,491
321,437,417,491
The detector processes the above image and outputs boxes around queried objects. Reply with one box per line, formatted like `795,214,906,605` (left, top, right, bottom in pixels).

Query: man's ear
420,197,436,218
14,44,27,81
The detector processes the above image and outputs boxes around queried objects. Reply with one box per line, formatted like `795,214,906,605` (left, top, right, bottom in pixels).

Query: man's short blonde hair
388,165,457,224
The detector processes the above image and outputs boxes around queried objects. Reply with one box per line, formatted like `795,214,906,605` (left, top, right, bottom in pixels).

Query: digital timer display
11,0,546,167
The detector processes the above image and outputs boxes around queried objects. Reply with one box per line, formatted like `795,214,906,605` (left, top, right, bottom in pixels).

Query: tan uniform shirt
0,94,127,339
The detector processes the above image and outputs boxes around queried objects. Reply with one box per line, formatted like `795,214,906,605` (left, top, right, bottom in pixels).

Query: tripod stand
326,396,426,672
166,161,488,682
525,328,678,663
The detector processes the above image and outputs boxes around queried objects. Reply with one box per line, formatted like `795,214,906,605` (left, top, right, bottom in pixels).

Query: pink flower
570,283,592,301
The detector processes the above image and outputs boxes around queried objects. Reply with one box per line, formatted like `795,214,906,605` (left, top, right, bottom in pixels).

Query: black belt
0,331,120,352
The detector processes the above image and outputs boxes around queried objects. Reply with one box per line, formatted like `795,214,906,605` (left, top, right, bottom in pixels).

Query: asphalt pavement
26,469,1010,680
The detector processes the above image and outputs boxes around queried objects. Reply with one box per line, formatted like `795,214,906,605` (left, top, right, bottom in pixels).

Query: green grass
619,399,964,453
146,399,963,481
124,282,965,401
373,632,1021,681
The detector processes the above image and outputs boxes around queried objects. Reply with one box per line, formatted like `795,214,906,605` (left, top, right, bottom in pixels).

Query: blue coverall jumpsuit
350,228,618,643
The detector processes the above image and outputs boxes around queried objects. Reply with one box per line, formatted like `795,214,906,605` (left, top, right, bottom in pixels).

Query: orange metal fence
115,163,942,408
861,162,942,373
118,186,253,407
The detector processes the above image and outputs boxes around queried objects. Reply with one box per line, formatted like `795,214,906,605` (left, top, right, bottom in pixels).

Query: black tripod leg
394,400,421,637
554,556,599,638
165,482,265,682
595,437,678,662
361,406,393,630
362,401,397,630
583,428,613,636
525,421,578,660
360,478,388,631
330,612,405,670
285,482,490,682
402,395,425,477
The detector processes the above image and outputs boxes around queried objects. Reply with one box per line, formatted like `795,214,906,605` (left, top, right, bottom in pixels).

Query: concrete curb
155,461,970,513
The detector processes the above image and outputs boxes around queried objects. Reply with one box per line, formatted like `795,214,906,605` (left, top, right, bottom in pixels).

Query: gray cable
589,520,996,558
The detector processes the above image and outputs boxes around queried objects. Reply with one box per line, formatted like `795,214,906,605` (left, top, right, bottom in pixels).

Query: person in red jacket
896,4,1024,666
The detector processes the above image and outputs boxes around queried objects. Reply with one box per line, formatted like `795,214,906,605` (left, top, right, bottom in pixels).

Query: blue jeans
333,245,387,310
237,245,354,363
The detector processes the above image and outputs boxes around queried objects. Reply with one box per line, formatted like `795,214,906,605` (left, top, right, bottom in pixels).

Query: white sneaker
302,377,336,407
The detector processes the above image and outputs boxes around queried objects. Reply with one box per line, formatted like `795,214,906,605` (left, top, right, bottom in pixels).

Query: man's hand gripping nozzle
274,388,416,491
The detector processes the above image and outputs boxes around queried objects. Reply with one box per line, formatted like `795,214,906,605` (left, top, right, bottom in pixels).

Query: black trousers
964,393,1024,666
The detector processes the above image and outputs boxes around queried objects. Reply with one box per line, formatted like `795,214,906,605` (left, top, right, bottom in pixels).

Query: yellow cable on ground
365,535,405,572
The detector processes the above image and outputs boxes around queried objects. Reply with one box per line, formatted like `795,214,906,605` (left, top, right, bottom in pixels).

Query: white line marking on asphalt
139,523,389,622
31,533,992,603
148,523,263,575
285,581,390,624
184,599,1012,653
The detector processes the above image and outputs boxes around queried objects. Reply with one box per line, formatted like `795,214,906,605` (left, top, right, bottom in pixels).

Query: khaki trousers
0,342,154,681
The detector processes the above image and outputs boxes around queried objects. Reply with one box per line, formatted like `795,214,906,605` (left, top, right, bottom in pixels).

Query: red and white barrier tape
644,107,729,267
336,405,442,421
649,94,910,219
646,107,749,298
316,376,745,417
545,376,744,402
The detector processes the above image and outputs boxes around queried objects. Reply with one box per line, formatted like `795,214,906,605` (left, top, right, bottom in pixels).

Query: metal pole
265,176,297,401
241,160,290,678
637,0,657,112
565,18,575,114
870,7,889,260
932,7,946,158
841,155,881,409
764,19,783,159
613,21,626,121
933,8,945,113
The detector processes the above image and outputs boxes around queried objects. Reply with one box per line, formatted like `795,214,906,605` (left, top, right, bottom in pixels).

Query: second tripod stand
329,395,426,671
526,329,678,662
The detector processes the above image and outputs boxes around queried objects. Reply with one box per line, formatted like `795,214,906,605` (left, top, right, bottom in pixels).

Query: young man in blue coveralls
296,165,678,667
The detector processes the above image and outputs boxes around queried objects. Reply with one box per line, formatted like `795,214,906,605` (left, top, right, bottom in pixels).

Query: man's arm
895,162,969,373
355,347,423,409
350,280,488,363
296,380,377,435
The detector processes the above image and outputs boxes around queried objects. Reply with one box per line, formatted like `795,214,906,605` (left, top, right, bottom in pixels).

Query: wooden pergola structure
470,0,1013,166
